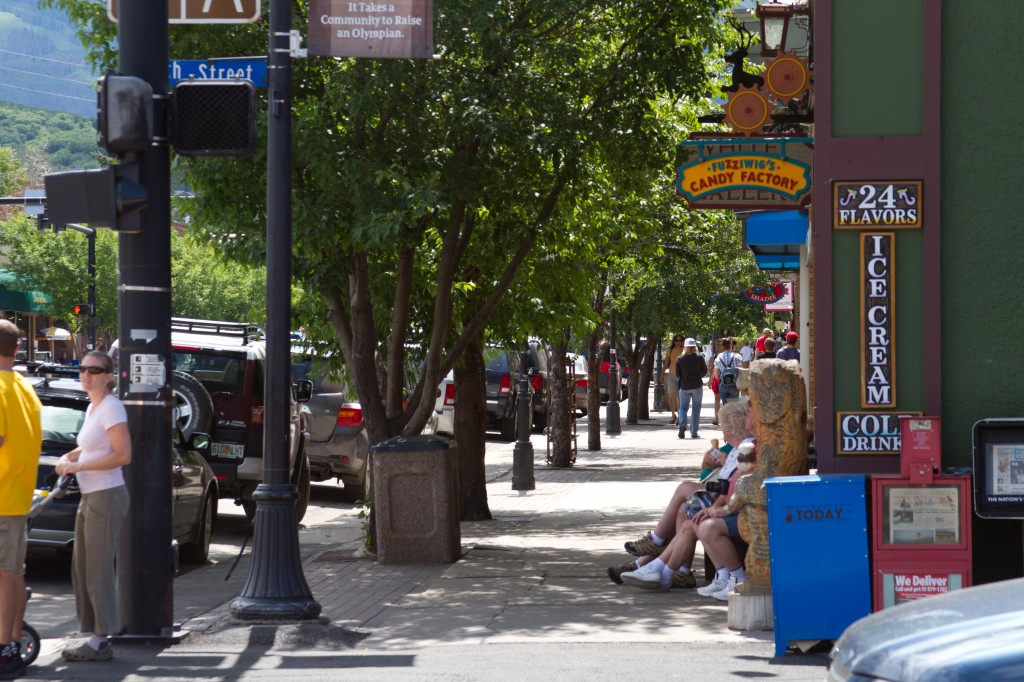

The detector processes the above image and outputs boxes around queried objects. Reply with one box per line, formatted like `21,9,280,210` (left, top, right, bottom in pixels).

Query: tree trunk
626,334,657,423
637,334,658,420
454,330,491,520
548,334,573,467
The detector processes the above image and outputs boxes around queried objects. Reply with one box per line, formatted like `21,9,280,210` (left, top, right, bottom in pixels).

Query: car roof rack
171,317,264,343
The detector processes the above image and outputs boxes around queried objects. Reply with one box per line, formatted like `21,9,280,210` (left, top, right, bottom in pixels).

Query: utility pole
115,0,176,637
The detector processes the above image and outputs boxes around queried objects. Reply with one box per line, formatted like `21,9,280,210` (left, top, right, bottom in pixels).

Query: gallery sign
676,135,813,210
308,0,433,59
862,233,895,408
834,181,922,229
836,411,922,456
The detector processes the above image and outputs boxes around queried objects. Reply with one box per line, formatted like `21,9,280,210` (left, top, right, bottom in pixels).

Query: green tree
0,146,28,196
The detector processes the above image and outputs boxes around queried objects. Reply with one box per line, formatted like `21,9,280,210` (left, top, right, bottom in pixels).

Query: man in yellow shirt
0,320,42,673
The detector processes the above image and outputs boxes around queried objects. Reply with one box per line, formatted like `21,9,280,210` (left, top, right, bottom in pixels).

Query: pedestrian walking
714,337,742,405
56,351,131,663
675,338,708,439
777,331,800,361
0,320,43,675
663,336,685,424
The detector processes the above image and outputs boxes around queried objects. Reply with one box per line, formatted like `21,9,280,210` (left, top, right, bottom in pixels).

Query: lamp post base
230,484,321,621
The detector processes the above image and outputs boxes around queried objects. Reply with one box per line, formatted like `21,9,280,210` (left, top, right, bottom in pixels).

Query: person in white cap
675,337,708,439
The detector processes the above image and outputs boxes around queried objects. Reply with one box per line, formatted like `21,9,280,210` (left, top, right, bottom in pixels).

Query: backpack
719,352,738,387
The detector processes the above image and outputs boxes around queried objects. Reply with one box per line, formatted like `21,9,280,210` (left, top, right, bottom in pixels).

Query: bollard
512,365,536,490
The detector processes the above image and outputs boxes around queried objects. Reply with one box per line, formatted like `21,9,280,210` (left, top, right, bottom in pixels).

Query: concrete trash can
371,434,461,564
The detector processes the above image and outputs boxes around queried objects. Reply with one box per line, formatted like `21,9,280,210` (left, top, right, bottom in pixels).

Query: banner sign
862,233,895,408
308,0,433,59
765,280,794,312
743,279,784,304
834,181,922,229
836,411,922,456
893,572,950,603
676,135,813,210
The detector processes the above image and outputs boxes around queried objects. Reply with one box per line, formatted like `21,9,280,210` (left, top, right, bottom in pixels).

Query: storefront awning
0,271,51,313
743,210,809,272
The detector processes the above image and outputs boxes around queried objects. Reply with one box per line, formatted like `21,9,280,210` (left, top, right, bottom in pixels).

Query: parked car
112,318,313,522
569,354,588,415
484,344,549,441
291,349,370,502
28,376,218,564
426,369,455,437
827,576,1024,682
580,349,629,402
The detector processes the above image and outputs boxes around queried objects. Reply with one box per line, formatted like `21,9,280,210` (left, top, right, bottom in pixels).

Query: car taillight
499,375,511,394
337,407,362,427
443,384,455,407
251,405,264,424
575,378,588,388
531,375,543,392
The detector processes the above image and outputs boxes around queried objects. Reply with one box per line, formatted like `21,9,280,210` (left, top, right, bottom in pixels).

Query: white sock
729,566,747,582
660,565,676,583
677,566,692,575
716,567,730,582
648,558,667,573
88,634,106,651
650,531,667,546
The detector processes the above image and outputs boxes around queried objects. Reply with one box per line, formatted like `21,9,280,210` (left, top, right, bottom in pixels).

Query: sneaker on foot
624,531,664,557
621,563,670,592
607,560,636,585
697,576,729,597
62,641,113,662
671,571,697,589
710,576,738,601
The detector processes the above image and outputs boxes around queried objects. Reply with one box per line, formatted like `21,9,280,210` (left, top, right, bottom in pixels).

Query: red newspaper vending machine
871,416,972,611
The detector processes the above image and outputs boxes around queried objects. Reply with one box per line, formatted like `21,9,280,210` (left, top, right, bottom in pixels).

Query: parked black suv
485,342,550,441
165,318,313,522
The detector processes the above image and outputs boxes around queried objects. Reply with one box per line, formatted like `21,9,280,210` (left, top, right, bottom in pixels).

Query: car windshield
41,404,85,443
173,350,246,395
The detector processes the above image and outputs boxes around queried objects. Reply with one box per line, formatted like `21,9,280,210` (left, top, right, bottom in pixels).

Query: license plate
211,442,245,460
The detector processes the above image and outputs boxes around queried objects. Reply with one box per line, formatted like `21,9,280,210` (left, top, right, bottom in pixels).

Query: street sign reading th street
108,0,261,24
169,59,268,87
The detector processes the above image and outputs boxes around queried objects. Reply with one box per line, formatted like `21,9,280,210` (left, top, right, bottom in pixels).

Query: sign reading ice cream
676,153,811,204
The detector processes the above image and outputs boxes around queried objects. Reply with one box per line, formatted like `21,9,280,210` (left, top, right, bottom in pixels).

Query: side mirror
295,378,313,403
189,432,211,454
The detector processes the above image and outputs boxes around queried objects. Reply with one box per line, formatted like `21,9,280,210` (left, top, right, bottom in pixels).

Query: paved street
21,390,831,680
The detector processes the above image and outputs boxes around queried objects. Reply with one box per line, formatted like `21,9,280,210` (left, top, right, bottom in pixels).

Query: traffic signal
44,166,148,233
97,74,153,154
171,80,256,156
73,303,94,316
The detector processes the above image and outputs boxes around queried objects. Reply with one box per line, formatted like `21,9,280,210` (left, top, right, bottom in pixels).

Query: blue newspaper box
765,474,871,656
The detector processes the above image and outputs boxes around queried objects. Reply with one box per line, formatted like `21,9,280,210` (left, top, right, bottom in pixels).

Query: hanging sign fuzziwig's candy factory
676,153,811,205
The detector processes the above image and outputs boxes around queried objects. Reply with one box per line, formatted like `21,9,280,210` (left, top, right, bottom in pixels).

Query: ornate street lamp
757,1,795,57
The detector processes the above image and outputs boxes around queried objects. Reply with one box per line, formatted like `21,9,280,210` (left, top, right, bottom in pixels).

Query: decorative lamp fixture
757,1,795,57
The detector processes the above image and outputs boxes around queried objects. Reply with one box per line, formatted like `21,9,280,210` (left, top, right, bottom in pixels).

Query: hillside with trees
0,102,100,183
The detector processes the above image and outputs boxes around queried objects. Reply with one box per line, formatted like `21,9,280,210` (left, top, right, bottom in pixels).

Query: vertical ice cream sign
862,233,895,408
308,0,433,59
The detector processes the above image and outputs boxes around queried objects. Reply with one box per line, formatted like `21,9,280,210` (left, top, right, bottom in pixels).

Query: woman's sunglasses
78,366,108,375
674,338,683,342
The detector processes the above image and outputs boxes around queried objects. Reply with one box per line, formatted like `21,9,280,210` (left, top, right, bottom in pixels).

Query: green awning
0,271,51,313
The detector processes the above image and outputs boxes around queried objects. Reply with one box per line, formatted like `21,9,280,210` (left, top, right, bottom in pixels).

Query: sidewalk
26,393,831,680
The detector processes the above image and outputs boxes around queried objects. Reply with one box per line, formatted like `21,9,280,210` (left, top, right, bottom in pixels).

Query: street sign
169,59,268,87
108,0,260,24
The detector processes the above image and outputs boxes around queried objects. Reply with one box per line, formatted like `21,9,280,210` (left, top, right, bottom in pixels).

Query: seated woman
608,397,753,589
694,434,758,601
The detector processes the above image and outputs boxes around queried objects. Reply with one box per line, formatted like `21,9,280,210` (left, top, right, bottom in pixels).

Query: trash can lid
371,434,455,452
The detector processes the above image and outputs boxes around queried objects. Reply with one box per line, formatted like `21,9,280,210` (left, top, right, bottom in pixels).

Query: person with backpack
714,337,741,405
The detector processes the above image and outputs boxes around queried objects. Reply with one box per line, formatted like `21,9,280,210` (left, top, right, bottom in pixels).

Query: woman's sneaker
62,641,113,662
621,563,671,592
697,576,729,597
671,571,697,589
606,560,637,585
710,576,739,601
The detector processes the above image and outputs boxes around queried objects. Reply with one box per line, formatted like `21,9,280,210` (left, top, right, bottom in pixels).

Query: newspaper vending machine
871,416,972,611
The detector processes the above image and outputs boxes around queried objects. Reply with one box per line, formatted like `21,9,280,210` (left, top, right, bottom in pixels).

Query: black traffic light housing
171,80,257,156
97,74,153,154
44,165,148,232
73,303,94,316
